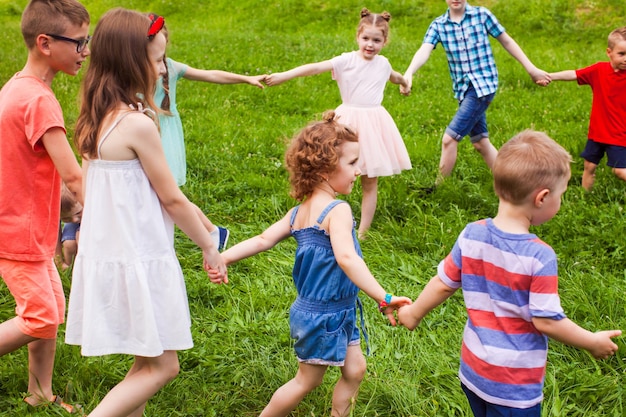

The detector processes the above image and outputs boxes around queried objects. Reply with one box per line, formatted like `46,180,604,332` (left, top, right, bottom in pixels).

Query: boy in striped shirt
398,130,620,417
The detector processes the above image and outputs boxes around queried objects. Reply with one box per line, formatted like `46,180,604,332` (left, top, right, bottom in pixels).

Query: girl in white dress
65,9,226,417
265,8,411,239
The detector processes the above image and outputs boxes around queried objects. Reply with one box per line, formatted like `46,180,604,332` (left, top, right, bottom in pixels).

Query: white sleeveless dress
65,109,193,357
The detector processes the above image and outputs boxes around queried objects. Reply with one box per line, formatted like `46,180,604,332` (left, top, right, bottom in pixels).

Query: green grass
2,0,626,415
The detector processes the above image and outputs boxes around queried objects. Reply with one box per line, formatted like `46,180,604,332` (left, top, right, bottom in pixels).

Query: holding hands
206,253,228,284
529,66,552,86
399,75,412,96
378,294,413,326
264,72,291,86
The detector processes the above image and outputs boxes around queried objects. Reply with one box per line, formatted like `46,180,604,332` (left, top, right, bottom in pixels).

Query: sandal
52,395,84,414
23,394,84,415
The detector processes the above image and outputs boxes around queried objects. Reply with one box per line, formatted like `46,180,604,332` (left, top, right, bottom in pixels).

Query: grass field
1,0,625,415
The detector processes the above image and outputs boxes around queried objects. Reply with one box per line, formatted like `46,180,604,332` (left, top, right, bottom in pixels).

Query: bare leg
582,160,598,191
612,167,626,184
259,363,327,417
88,351,180,417
0,318,35,355
26,338,56,405
62,240,78,267
0,319,51,406
358,176,378,239
472,137,498,171
437,133,459,184
331,345,366,417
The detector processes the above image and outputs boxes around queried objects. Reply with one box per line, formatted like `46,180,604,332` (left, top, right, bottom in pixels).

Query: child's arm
220,212,293,266
389,69,409,91
548,70,577,82
42,127,83,205
328,203,411,325
496,32,551,85
397,275,457,330
130,114,226,278
401,43,435,95
532,317,621,359
264,60,334,86
183,67,266,89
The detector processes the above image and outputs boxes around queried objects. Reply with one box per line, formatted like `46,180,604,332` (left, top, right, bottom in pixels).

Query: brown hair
358,8,391,43
493,130,571,204
60,183,79,218
285,111,358,201
148,13,172,113
74,8,162,159
608,26,626,49
21,0,89,49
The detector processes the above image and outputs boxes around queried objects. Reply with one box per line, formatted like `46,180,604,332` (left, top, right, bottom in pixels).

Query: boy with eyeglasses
0,0,89,412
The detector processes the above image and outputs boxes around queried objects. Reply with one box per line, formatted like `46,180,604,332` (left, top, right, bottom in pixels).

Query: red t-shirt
576,62,626,146
0,74,66,261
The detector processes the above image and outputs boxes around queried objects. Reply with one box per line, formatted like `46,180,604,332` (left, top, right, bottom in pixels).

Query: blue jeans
446,85,494,143
462,383,541,417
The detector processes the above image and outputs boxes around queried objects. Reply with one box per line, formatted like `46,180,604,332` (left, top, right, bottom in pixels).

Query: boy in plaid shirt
401,0,550,186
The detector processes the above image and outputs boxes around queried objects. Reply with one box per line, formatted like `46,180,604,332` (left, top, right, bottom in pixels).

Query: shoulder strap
96,103,155,159
289,205,301,227
315,200,346,225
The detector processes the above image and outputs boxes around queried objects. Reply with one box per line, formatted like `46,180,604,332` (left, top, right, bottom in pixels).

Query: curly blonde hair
285,111,358,201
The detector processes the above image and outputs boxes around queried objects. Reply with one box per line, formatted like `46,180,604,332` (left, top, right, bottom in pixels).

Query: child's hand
530,68,551,87
397,303,421,330
249,75,267,89
588,330,621,359
264,72,287,87
380,295,412,326
203,250,228,284
399,76,412,96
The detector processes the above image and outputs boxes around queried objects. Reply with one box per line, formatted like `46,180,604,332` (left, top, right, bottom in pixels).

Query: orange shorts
0,258,65,339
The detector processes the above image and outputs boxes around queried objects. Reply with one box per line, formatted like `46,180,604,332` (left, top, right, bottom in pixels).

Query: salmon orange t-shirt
0,74,66,261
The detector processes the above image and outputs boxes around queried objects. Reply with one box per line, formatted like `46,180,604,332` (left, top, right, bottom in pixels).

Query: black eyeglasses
46,33,91,53
147,13,165,39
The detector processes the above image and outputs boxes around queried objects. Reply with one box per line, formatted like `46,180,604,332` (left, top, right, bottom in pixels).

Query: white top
65,110,193,357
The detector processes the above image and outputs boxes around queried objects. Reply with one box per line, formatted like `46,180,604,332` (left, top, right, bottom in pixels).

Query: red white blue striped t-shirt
438,219,566,408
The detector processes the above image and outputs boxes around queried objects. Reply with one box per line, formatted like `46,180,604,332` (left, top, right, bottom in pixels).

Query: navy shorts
61,222,80,242
462,383,541,417
580,140,626,168
446,84,494,144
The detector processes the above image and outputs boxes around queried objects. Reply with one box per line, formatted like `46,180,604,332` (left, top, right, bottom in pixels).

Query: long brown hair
74,8,161,159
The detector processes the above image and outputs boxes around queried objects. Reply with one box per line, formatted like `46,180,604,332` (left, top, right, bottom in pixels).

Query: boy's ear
533,188,550,207
36,34,52,56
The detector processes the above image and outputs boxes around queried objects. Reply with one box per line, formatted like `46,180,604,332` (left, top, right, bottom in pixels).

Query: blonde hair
75,8,162,159
493,130,571,204
21,0,89,48
357,8,391,43
285,111,358,201
608,26,626,49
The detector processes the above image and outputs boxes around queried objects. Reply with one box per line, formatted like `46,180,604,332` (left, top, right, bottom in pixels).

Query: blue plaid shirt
423,4,505,100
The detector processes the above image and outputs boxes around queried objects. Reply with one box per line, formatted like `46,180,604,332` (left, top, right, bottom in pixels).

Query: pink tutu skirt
335,103,411,178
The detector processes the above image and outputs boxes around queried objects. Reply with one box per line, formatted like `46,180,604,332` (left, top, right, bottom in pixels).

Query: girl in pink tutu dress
265,8,411,239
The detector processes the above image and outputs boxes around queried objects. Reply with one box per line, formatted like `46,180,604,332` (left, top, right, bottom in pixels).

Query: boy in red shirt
549,26,626,191
0,0,89,411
